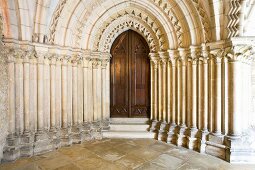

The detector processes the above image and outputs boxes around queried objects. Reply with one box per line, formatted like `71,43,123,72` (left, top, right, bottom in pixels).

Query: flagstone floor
1,139,255,170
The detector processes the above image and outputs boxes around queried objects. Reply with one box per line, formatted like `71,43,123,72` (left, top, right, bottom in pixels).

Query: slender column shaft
30,60,37,132
77,62,83,124
106,63,110,120
55,59,62,128
150,60,155,120
154,61,158,121
8,57,15,134
15,59,24,134
87,60,93,122
37,57,44,131
83,60,88,122
177,60,182,126
50,59,56,128
158,60,162,121
227,60,244,136
198,60,204,130
191,59,197,129
202,58,209,131
167,61,172,123
67,62,72,126
61,60,68,128
102,60,108,120
24,58,30,132
162,59,167,122
97,63,102,121
44,60,50,130
171,59,177,125
187,59,192,128
181,59,187,127
214,58,222,135
72,64,78,125
93,60,99,121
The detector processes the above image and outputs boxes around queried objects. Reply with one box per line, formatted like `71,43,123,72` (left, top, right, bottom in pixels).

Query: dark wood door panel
110,30,150,118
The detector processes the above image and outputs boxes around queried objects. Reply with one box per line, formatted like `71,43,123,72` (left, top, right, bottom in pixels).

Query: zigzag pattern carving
101,20,157,52
152,0,184,47
48,0,68,44
227,0,242,38
191,0,211,43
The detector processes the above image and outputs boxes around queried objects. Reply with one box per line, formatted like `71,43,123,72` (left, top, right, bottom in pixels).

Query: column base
225,136,255,163
81,122,92,142
91,121,102,140
158,122,169,142
60,127,72,147
2,134,20,162
71,125,82,144
20,132,34,157
167,124,177,144
102,119,110,130
204,133,226,160
34,130,52,155
149,120,160,133
187,128,199,151
198,130,209,154
49,127,61,149
176,126,188,147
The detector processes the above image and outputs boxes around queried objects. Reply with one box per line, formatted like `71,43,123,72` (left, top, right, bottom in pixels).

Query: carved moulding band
95,16,160,53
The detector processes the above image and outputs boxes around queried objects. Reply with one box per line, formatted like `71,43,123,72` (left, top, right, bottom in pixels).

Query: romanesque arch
0,0,255,164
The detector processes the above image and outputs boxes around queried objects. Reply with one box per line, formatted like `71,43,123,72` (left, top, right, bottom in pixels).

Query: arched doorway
110,30,150,118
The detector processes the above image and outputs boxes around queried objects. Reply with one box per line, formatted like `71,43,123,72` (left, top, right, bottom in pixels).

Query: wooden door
110,30,150,118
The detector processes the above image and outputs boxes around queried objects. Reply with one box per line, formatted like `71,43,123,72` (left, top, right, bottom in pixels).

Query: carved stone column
20,51,34,157
34,52,52,155
167,50,178,144
225,45,254,163
15,55,24,135
149,54,160,133
199,46,209,153
71,57,80,144
4,52,20,161
92,57,102,140
101,57,110,130
158,52,169,141
176,48,188,147
60,57,72,146
187,46,199,150
49,56,60,149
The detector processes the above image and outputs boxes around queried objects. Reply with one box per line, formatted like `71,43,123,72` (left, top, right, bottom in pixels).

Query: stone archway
110,30,150,118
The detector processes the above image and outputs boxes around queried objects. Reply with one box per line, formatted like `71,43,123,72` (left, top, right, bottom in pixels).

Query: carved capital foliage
92,59,101,69
101,59,110,68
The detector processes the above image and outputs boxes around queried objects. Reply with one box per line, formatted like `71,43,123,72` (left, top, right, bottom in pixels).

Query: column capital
101,59,110,69
92,58,101,69
190,46,202,60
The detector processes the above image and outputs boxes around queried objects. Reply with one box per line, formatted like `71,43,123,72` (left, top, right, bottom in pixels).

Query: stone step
110,118,150,124
102,131,155,139
109,123,150,131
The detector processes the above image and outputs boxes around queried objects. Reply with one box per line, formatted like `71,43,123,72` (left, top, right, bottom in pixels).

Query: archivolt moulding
86,8,169,52
93,16,160,53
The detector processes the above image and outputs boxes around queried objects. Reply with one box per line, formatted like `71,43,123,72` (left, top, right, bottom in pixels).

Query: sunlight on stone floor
0,139,255,170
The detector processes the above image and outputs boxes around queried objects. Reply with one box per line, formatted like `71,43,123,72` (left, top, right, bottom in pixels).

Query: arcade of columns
1,0,255,164
1,39,254,163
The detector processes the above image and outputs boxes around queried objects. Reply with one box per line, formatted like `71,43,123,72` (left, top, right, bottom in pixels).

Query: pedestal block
158,122,169,142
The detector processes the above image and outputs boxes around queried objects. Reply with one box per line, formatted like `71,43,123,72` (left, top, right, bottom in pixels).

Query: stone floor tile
176,162,210,170
95,148,126,161
150,154,186,169
135,162,167,170
35,155,72,170
54,163,81,170
58,146,96,161
149,141,175,153
115,154,146,169
114,142,141,154
132,139,157,147
128,147,162,161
